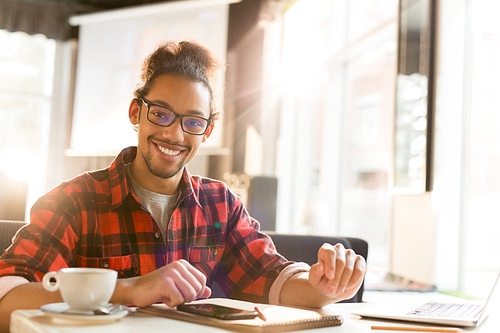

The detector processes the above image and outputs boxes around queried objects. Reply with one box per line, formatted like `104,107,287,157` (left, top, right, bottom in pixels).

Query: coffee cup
42,267,117,311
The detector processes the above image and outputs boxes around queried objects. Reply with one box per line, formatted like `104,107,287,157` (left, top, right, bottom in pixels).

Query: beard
140,141,191,179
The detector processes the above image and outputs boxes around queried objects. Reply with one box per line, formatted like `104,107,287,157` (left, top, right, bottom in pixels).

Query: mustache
150,137,191,150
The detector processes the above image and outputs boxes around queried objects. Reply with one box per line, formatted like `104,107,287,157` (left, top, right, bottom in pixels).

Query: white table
10,291,498,333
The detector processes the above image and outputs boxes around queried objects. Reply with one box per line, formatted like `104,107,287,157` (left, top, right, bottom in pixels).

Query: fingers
161,260,209,306
200,285,212,299
132,259,210,308
312,243,366,299
318,243,345,294
320,243,338,280
176,259,209,298
335,248,357,294
308,262,324,287
348,257,366,290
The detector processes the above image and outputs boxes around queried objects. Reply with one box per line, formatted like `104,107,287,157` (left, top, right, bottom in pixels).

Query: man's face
130,75,213,180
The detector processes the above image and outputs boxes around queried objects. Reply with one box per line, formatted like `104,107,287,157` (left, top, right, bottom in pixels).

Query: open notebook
138,298,342,332
352,271,500,327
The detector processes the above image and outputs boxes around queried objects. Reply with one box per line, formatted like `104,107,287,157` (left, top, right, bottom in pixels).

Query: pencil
254,307,267,321
371,326,462,332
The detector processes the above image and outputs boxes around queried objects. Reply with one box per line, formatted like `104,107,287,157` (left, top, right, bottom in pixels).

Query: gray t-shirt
126,165,178,243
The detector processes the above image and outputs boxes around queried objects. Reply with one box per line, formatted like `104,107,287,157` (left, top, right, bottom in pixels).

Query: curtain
0,0,95,40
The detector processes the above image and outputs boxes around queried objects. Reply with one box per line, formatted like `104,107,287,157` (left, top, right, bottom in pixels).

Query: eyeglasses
139,98,211,135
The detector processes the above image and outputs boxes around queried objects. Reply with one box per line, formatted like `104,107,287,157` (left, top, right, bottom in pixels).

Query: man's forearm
280,272,337,308
0,282,63,333
280,271,363,308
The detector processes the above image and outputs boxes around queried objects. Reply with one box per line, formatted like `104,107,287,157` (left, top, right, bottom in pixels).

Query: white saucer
40,303,129,324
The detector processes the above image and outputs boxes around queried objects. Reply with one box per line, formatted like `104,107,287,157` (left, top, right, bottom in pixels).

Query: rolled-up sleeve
0,276,29,300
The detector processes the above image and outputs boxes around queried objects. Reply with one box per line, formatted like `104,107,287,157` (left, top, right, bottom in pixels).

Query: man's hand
116,259,211,308
308,243,366,302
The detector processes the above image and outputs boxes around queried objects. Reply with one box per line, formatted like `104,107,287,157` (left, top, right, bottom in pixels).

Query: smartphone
177,303,258,320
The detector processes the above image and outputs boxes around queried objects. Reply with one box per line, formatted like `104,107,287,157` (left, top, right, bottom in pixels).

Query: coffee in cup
42,267,117,311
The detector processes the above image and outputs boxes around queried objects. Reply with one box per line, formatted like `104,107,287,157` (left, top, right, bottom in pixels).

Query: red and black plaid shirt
0,147,289,303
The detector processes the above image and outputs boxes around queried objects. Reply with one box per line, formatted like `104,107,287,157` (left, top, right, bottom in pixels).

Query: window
276,0,398,272
338,26,397,268
0,30,55,220
432,0,500,297
463,0,500,297
277,0,500,296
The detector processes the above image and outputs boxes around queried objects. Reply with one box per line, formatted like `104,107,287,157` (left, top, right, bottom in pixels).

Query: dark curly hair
134,40,225,121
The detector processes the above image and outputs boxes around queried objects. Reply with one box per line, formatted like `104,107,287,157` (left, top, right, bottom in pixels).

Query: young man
0,41,366,331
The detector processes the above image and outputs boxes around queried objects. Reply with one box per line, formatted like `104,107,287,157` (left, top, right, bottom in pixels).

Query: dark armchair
0,220,28,254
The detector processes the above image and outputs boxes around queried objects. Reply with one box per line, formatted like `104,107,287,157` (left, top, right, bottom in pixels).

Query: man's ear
129,99,140,125
202,122,215,143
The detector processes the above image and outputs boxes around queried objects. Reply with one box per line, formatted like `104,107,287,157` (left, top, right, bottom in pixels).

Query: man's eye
186,119,203,127
152,111,167,118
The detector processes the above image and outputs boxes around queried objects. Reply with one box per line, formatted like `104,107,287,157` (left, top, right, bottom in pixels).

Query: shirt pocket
76,254,139,278
188,245,225,263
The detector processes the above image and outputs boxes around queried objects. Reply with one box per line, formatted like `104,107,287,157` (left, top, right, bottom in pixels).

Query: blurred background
0,0,499,298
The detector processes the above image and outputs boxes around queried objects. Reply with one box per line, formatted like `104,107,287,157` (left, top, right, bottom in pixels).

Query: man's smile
152,139,188,159
157,145,181,156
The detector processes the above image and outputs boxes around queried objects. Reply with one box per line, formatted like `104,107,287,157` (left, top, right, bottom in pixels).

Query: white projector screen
68,0,236,155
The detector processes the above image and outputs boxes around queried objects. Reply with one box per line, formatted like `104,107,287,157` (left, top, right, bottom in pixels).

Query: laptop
351,271,500,327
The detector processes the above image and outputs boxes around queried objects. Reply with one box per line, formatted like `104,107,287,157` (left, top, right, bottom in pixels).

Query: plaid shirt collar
109,146,202,210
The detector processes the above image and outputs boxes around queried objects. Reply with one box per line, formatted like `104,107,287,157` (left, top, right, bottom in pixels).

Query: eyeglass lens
146,104,208,135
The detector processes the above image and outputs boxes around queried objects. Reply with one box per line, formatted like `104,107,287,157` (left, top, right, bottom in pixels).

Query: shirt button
154,232,161,239
102,262,109,268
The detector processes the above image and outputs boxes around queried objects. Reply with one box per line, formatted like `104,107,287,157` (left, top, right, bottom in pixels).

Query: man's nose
161,118,184,140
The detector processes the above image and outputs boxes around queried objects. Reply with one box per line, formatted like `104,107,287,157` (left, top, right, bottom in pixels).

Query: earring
133,124,139,132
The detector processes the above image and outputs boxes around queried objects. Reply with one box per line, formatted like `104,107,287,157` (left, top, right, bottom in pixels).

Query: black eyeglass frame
138,98,212,136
